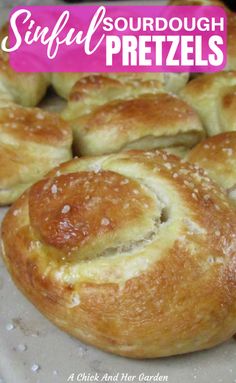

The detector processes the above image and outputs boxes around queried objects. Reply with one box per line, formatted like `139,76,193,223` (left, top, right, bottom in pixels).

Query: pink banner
3,5,227,72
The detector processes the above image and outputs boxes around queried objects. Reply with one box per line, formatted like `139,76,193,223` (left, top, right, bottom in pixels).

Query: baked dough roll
2,150,236,358
187,132,236,205
0,86,16,108
62,75,165,120
51,73,93,100
0,24,49,107
180,72,236,136
52,72,189,100
66,87,204,156
0,105,72,205
106,72,190,94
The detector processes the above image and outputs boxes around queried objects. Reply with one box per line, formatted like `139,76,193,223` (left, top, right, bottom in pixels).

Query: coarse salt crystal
89,163,101,173
222,148,233,156
184,218,205,235
51,184,57,194
164,163,172,170
6,323,15,331
17,344,27,352
78,347,86,357
68,294,81,308
61,205,71,214
36,112,45,120
229,189,236,200
31,364,40,373
208,256,214,264
120,179,129,185
101,218,110,226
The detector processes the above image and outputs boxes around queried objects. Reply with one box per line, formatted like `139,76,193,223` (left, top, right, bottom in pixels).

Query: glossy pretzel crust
180,72,236,136
64,75,204,156
52,72,189,100
187,132,236,206
0,24,49,107
2,150,236,358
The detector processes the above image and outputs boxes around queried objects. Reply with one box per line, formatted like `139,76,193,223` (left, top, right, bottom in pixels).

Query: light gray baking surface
0,1,236,382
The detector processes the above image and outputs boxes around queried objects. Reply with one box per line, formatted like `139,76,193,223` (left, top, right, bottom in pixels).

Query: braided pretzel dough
2,150,236,358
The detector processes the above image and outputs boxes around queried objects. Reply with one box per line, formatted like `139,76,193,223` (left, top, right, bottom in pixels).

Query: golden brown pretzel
187,132,236,205
2,150,236,358
63,75,204,156
52,72,189,100
180,72,236,136
0,105,72,205
0,24,50,107
62,75,165,120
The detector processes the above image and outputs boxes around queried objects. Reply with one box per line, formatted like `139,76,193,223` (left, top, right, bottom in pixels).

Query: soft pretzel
0,105,72,205
52,72,189,100
64,75,204,156
51,73,93,100
62,75,165,120
0,24,49,107
180,72,236,136
106,72,190,94
2,150,236,358
187,132,236,205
